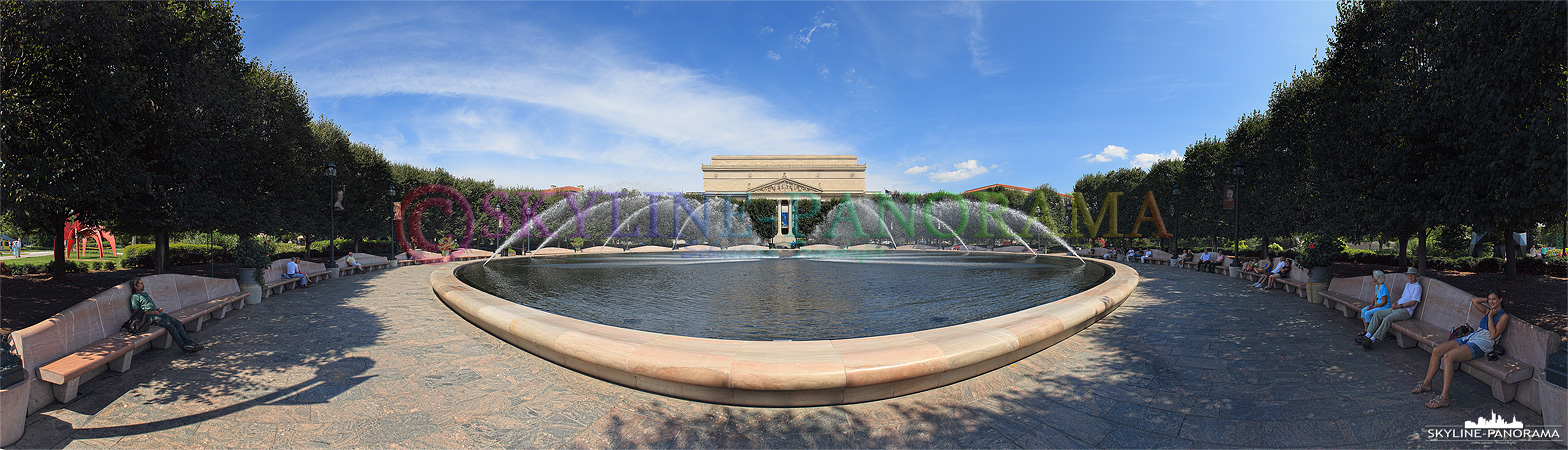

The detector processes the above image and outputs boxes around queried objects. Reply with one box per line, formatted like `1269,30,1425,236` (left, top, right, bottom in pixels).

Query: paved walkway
16,261,1553,449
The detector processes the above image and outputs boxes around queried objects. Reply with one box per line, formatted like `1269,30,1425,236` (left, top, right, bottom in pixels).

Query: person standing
12,238,20,258
129,278,203,353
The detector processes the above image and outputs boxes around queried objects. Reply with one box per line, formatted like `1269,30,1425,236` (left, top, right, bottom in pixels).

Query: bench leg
1394,334,1418,349
109,349,134,373
1489,379,1518,403
184,317,204,332
152,333,173,349
212,303,231,320
51,378,81,404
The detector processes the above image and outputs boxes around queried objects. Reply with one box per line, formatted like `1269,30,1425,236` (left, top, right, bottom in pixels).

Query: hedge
121,244,232,268
0,259,118,276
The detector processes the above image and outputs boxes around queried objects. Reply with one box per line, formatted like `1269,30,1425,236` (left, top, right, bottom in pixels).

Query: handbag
1447,324,1473,341
121,310,151,334
1486,345,1506,361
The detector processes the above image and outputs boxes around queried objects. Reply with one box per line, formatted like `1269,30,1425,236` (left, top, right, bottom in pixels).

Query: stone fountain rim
430,249,1137,407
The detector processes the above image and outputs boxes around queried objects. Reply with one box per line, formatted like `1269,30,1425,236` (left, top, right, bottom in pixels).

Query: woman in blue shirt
1358,271,1392,328
1412,290,1509,409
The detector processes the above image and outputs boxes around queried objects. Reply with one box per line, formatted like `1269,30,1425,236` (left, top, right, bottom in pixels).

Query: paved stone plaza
16,260,1552,449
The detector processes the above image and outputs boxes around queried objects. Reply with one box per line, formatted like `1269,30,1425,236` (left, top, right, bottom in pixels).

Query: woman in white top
1412,291,1509,409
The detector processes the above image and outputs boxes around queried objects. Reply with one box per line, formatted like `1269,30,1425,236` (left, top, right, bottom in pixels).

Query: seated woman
1258,258,1292,290
1413,291,1509,409
1359,271,1392,327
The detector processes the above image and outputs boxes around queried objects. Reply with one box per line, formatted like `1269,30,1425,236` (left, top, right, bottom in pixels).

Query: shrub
1299,236,1345,268
1475,257,1502,273
121,244,232,268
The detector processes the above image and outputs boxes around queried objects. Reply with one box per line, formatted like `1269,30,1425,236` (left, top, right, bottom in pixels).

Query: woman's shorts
1455,337,1486,359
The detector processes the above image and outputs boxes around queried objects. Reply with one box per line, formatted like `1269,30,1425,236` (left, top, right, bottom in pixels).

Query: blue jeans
1360,305,1391,323
151,313,198,348
285,272,307,285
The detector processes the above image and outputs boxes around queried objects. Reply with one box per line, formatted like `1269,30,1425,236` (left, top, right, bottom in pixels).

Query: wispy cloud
791,8,839,48
904,165,933,175
929,159,990,182
946,2,1004,76
1080,145,1129,163
275,10,851,190
766,50,781,61
1131,150,1183,169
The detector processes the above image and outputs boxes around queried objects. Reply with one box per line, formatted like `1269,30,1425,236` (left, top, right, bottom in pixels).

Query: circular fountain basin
430,250,1137,406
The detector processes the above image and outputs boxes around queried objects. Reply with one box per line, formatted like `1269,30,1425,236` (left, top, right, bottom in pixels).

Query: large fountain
432,192,1137,406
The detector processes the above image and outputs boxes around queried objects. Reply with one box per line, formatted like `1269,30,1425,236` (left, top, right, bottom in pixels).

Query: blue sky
232,1,1340,194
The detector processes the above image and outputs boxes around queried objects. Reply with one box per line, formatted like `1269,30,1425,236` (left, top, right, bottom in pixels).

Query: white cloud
1130,150,1183,169
929,159,989,182
946,2,1004,76
904,165,933,175
791,9,838,48
760,26,774,34
1080,145,1130,163
766,51,781,61
275,14,853,191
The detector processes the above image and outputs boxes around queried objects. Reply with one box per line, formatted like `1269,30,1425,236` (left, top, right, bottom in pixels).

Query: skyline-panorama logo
1425,411,1561,443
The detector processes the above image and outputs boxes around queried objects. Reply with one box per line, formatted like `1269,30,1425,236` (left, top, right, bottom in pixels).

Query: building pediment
749,177,822,193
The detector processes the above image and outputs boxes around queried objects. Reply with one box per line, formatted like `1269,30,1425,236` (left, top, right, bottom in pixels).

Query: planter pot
1307,266,1334,282
236,268,264,305
0,365,28,447
1228,265,1241,278
1538,375,1567,447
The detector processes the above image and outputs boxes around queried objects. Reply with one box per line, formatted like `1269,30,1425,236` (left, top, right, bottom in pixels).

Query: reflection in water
456,251,1108,341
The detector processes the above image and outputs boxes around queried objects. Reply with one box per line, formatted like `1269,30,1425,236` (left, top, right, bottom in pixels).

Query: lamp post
325,163,339,269
1171,183,1180,253
388,185,398,256
1230,162,1243,269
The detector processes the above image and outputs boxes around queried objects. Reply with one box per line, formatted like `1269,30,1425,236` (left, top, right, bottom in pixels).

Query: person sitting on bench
285,257,309,287
1359,271,1392,327
1412,290,1510,409
1357,268,1423,349
130,278,203,353
1256,258,1292,290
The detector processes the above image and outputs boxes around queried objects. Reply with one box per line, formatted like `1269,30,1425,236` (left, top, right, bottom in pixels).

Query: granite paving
15,260,1556,449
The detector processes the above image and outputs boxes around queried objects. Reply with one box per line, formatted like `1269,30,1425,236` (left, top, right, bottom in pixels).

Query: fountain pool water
457,251,1108,341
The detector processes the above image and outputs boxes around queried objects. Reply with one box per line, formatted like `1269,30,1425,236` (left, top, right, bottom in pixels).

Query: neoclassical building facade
701,155,868,245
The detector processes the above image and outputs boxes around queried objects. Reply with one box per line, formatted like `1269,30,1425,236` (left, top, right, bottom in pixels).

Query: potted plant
235,235,272,304
437,235,457,261
1298,235,1344,282
570,237,585,252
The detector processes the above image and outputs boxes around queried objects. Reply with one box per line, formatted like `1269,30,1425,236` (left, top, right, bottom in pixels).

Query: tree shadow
17,272,393,449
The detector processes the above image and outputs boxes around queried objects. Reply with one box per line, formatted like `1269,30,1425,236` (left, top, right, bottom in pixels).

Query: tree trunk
50,214,67,279
1397,232,1410,268
1505,231,1519,279
155,229,169,274
1416,228,1428,274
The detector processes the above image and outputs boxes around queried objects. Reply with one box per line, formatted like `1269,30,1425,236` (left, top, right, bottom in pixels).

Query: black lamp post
325,163,339,269
388,185,398,255
1230,162,1243,268
1171,183,1180,253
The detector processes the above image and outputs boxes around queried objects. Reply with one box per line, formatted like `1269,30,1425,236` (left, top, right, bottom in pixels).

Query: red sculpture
63,219,117,259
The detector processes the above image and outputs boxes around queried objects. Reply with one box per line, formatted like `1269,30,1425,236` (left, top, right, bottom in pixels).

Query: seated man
1256,258,1292,290
1103,248,1116,260
1196,250,1212,271
343,254,364,274
1357,268,1424,349
1141,248,1154,263
129,278,203,353
285,257,309,287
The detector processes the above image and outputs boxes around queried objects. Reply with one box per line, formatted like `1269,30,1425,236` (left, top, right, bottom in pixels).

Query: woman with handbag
1411,290,1509,409
129,278,204,353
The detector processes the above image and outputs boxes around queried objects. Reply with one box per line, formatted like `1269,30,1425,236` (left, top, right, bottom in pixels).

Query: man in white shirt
1358,268,1423,348
285,257,310,287
1196,250,1212,271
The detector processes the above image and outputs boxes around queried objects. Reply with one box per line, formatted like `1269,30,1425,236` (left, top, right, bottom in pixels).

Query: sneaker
1361,339,1375,349
182,345,199,353
1355,335,1370,345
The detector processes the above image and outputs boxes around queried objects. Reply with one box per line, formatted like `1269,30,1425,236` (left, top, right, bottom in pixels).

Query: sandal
1412,383,1432,394
1425,395,1449,409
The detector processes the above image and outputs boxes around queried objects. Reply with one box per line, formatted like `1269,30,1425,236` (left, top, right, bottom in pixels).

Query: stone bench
1143,250,1174,265
20,275,248,404
395,250,446,266
1384,280,1533,403
334,252,392,276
